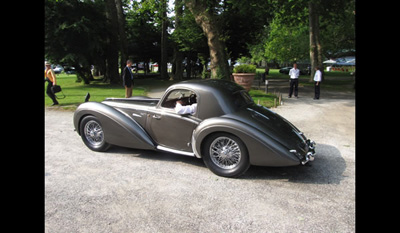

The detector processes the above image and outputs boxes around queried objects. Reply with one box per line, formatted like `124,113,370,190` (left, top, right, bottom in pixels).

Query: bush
233,64,256,73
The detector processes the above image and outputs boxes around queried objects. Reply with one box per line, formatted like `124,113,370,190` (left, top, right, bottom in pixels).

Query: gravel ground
45,88,355,232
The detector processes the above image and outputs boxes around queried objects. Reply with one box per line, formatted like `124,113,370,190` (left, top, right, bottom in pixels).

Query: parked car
73,80,316,177
53,65,64,74
64,66,76,74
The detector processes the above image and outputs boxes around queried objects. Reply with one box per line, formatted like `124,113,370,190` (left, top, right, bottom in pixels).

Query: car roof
174,79,242,91
167,79,246,119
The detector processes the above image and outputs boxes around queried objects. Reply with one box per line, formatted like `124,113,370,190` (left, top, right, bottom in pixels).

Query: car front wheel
79,115,110,152
202,133,250,178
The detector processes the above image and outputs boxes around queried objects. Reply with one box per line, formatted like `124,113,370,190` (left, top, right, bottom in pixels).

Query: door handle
152,114,161,120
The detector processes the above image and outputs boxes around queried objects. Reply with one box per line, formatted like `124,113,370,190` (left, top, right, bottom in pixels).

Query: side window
161,89,197,109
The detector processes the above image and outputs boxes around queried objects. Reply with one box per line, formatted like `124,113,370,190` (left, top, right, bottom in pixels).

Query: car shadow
241,143,347,184
105,143,347,184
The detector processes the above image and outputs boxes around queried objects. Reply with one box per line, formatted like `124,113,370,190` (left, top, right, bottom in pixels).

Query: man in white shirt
313,66,322,100
175,100,197,115
288,63,300,98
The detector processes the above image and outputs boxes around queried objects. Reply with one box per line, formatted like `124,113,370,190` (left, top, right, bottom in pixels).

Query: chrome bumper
302,140,316,165
290,139,316,165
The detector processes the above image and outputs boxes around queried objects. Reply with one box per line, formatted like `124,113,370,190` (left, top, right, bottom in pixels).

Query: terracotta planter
232,73,256,92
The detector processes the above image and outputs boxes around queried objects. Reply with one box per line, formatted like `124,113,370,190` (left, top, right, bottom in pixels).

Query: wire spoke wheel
209,136,242,169
83,120,104,147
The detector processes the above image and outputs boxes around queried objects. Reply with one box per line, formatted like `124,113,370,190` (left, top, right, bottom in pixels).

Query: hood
223,104,308,153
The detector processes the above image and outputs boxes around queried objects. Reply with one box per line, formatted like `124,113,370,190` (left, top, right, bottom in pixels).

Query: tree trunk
160,0,169,80
115,0,128,72
308,1,318,81
173,0,184,80
105,0,120,84
186,0,230,79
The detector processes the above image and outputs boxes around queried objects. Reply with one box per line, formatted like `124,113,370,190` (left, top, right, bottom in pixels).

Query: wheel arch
192,117,300,166
198,131,248,160
73,102,156,150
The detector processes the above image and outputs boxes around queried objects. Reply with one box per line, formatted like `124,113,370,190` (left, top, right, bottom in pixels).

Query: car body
73,79,316,177
53,65,64,74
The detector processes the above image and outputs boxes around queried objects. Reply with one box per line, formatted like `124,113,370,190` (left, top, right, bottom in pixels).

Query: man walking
288,63,300,98
122,60,134,98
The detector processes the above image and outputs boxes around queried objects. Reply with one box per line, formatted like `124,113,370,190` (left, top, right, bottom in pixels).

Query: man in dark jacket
122,60,134,98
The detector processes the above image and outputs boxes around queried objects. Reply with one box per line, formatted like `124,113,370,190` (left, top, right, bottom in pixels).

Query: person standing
313,66,322,100
44,61,59,106
288,63,300,98
122,60,134,98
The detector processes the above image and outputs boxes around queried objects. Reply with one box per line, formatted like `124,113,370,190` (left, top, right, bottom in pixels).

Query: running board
156,145,195,157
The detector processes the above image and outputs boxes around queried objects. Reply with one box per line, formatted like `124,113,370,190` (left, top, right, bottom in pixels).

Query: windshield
232,90,254,109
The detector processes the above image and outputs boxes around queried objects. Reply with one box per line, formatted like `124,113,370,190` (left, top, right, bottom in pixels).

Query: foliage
233,64,256,73
263,16,309,63
170,6,207,53
45,0,109,84
124,0,163,62
44,0,354,86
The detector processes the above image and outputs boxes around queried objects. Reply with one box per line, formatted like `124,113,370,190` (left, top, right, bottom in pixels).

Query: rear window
232,90,254,109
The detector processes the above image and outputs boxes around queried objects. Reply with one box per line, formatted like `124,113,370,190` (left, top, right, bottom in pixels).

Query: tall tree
172,0,184,80
45,0,108,84
186,0,230,79
104,0,120,83
160,0,169,80
115,0,128,71
308,1,322,80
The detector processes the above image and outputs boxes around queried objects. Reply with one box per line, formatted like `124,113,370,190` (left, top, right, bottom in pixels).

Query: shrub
233,64,256,73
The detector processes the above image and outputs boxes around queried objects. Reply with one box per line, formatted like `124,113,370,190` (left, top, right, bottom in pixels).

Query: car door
147,89,201,153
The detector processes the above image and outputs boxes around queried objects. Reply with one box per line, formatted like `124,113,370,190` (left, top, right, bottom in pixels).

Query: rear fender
73,102,155,150
192,117,300,166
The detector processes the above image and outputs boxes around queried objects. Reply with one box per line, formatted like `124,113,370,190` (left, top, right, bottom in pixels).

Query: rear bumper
290,139,316,165
302,140,316,165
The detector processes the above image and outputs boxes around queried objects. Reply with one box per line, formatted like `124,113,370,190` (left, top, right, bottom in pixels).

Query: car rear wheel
80,115,110,152
202,133,250,178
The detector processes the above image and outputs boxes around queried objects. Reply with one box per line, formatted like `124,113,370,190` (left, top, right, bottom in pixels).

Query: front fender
73,102,155,150
192,117,300,166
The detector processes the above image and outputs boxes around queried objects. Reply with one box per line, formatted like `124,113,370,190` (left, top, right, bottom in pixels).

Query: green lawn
249,90,281,108
45,74,146,109
256,68,355,92
44,72,294,110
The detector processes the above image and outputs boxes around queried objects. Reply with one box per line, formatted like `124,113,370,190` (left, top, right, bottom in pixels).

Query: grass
45,74,146,109
256,68,355,92
249,90,281,108
46,68,353,110
45,73,280,109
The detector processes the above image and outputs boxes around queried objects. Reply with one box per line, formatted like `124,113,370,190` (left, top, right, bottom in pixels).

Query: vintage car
73,79,316,177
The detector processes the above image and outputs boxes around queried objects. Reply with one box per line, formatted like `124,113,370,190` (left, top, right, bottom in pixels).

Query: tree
264,16,309,64
260,0,354,80
171,0,184,80
45,0,109,84
115,0,129,71
160,0,169,80
186,0,230,79
308,1,322,80
45,0,124,84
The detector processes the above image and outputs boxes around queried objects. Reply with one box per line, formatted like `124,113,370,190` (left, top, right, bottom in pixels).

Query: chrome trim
131,113,142,118
157,145,195,157
191,130,202,158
